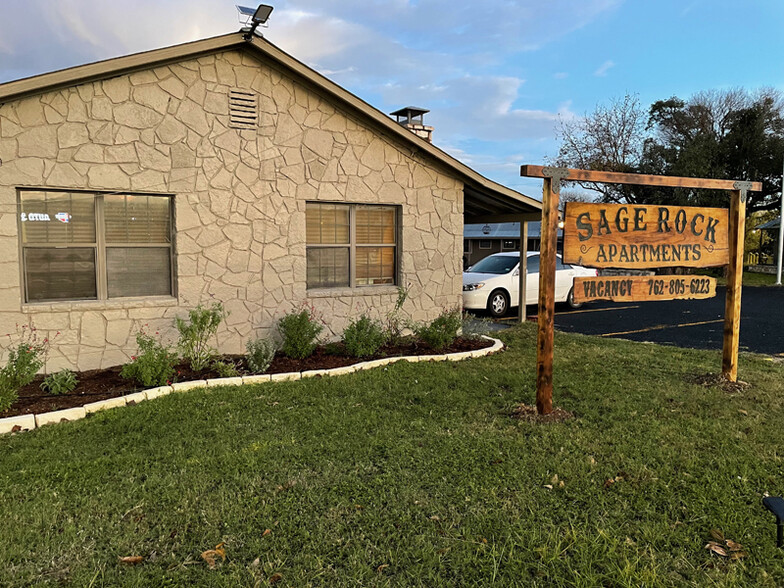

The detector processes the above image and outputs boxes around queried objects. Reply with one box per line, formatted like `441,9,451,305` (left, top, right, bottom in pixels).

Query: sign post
535,170,567,414
521,165,761,415
722,184,749,381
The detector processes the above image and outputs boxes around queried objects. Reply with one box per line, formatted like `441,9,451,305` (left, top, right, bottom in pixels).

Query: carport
463,182,542,321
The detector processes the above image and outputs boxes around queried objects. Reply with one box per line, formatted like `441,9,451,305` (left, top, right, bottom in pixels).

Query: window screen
306,203,398,289
19,191,173,303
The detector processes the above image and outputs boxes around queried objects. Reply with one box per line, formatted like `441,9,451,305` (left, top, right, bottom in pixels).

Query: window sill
307,286,400,298
21,296,179,313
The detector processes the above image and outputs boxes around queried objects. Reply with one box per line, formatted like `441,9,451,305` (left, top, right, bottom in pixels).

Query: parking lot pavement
473,286,784,356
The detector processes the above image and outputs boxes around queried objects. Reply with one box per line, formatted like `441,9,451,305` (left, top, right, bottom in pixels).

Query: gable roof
0,31,541,216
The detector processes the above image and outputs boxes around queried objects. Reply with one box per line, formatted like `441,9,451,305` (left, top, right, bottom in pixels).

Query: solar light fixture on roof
238,4,274,40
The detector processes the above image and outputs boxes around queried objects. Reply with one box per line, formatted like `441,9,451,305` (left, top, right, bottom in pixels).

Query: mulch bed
688,372,751,394
511,403,574,424
2,336,494,418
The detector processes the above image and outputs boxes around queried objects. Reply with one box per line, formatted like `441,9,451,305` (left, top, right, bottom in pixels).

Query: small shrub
461,312,495,339
211,359,240,378
246,338,276,374
40,369,79,395
0,375,16,413
0,331,49,412
278,308,324,359
176,302,226,372
414,308,463,351
343,315,386,358
121,330,177,388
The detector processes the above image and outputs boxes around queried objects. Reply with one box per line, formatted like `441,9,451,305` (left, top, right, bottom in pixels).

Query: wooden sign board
563,203,729,269
573,275,717,304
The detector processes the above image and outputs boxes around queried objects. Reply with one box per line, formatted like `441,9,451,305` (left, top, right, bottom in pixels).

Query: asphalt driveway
482,286,784,356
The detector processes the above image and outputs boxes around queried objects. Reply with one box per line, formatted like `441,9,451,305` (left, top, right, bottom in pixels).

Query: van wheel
567,287,583,309
487,290,509,317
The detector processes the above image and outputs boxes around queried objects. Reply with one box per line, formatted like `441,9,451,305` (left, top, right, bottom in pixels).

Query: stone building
0,31,541,371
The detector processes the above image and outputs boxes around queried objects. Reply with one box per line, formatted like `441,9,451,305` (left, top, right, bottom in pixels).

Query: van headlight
463,282,485,291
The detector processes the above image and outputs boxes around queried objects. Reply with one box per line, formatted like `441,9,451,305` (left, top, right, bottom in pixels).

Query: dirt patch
688,373,751,394
511,404,574,424
2,336,495,418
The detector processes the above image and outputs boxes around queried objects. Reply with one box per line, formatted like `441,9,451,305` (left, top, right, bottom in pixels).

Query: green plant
40,369,79,395
211,359,240,378
414,308,463,351
384,284,410,344
121,330,177,388
342,315,386,358
246,338,276,374
278,308,324,359
461,311,495,340
0,326,50,412
176,302,226,371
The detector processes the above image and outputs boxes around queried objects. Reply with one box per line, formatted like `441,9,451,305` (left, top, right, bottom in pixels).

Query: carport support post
722,185,748,382
535,168,567,414
518,220,528,323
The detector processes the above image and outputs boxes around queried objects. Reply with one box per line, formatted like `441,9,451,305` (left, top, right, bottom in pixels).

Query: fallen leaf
201,542,227,569
119,556,143,565
251,558,260,568
269,573,283,584
730,550,748,560
11,425,21,433
726,539,743,552
559,480,565,488
429,515,440,521
705,542,728,557
588,456,597,466
262,529,272,537
710,529,725,542
480,537,488,544
543,484,553,490
377,564,389,573
603,479,615,489
738,409,748,416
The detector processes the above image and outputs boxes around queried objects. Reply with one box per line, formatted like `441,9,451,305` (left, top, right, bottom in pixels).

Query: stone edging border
0,336,504,435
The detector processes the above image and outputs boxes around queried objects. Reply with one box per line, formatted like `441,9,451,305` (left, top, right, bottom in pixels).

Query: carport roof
464,222,562,239
0,31,542,220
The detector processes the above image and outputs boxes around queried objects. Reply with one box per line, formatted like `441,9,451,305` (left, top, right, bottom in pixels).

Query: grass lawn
699,269,779,287
2,324,784,587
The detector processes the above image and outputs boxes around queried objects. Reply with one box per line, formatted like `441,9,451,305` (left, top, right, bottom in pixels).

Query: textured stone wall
0,50,464,371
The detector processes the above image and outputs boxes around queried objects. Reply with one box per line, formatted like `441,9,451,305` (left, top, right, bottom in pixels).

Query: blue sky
1,0,783,199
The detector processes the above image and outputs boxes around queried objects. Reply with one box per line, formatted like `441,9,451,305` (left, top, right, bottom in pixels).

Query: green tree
641,88,784,215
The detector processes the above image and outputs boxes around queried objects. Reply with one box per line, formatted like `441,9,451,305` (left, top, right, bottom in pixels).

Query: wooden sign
563,203,730,269
573,275,717,304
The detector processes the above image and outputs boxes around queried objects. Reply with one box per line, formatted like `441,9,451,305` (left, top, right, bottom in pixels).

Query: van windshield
466,255,518,275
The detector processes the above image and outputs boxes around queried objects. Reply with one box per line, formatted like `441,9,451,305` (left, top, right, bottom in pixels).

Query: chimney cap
390,106,430,117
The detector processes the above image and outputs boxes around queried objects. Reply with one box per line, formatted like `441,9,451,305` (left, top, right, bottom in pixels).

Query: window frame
306,202,400,290
17,188,176,304
479,239,492,250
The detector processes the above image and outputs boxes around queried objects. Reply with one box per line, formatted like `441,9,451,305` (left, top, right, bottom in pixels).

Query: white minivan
462,252,597,317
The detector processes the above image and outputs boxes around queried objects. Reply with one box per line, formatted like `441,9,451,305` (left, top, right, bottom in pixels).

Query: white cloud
594,60,616,77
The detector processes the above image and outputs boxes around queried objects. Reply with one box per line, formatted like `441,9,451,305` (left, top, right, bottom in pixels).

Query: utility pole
777,156,784,285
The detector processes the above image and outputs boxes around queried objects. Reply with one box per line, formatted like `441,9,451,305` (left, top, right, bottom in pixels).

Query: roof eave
0,32,246,104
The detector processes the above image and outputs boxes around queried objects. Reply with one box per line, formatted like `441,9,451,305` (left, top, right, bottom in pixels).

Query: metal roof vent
229,89,258,129
390,106,433,143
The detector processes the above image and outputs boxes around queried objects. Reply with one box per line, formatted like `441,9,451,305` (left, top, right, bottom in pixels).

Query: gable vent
229,89,258,129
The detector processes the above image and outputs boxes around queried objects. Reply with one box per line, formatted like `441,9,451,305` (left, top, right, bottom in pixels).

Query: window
19,190,173,303
502,239,518,250
479,240,492,250
306,202,398,289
